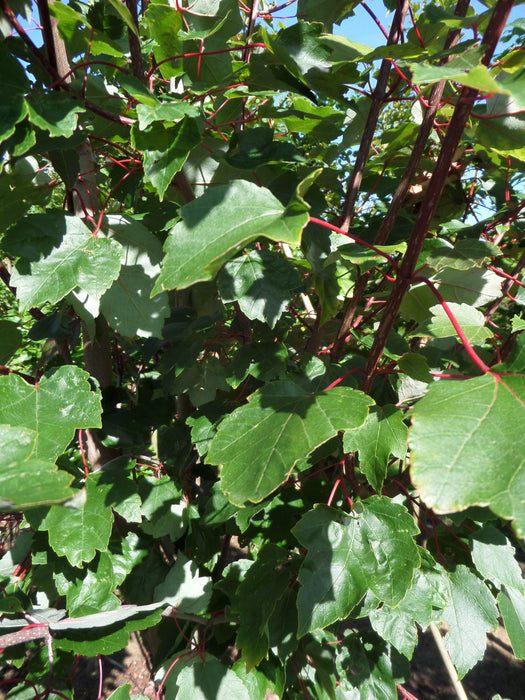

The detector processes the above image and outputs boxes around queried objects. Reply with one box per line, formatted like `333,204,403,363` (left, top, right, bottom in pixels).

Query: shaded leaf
233,544,291,669
131,117,201,200
175,655,250,700
99,215,169,338
343,405,407,492
471,526,525,592
26,92,85,138
0,320,22,364
414,302,493,344
218,249,301,328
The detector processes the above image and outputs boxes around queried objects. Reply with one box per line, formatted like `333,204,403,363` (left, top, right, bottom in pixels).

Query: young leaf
207,381,373,506
153,181,309,293
292,498,420,637
410,375,525,536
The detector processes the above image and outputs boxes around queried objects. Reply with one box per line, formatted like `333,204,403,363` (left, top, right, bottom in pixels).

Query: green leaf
297,0,360,28
153,181,309,293
408,55,508,94
93,458,142,524
343,405,408,492
0,425,74,510
175,655,250,700
0,320,22,364
335,629,409,698
410,374,525,536
207,382,372,506
440,565,498,678
26,92,85,138
154,552,212,613
38,477,114,566
427,239,501,271
413,302,493,344
470,526,525,592
292,498,420,637
218,249,301,328
99,216,169,338
226,341,289,389
131,116,201,201
105,0,139,36
233,544,291,670
144,2,183,79
498,587,525,659
0,366,101,461
401,268,501,322
370,550,449,659
54,550,119,617
7,212,122,312
136,101,199,130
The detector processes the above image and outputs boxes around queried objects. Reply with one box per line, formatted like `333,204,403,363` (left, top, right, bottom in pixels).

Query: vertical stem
340,0,409,233
359,0,515,393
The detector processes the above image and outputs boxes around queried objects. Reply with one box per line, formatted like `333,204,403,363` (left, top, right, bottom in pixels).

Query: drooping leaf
207,381,373,506
440,565,498,678
498,587,525,659
218,249,302,328
470,526,525,592
153,181,309,293
233,544,291,670
131,117,201,200
292,498,420,637
343,405,408,492
38,477,114,566
105,0,139,36
7,212,122,311
410,374,525,536
0,366,101,461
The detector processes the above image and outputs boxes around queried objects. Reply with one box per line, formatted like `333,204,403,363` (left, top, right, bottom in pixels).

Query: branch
339,0,409,233
359,0,515,393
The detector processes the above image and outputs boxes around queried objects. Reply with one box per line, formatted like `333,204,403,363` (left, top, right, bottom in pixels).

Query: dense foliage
1,0,525,697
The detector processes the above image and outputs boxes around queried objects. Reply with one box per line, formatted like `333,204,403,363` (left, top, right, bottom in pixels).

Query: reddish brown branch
359,0,515,393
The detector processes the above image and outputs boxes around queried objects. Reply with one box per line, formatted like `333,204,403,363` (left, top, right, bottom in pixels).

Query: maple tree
0,0,525,698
